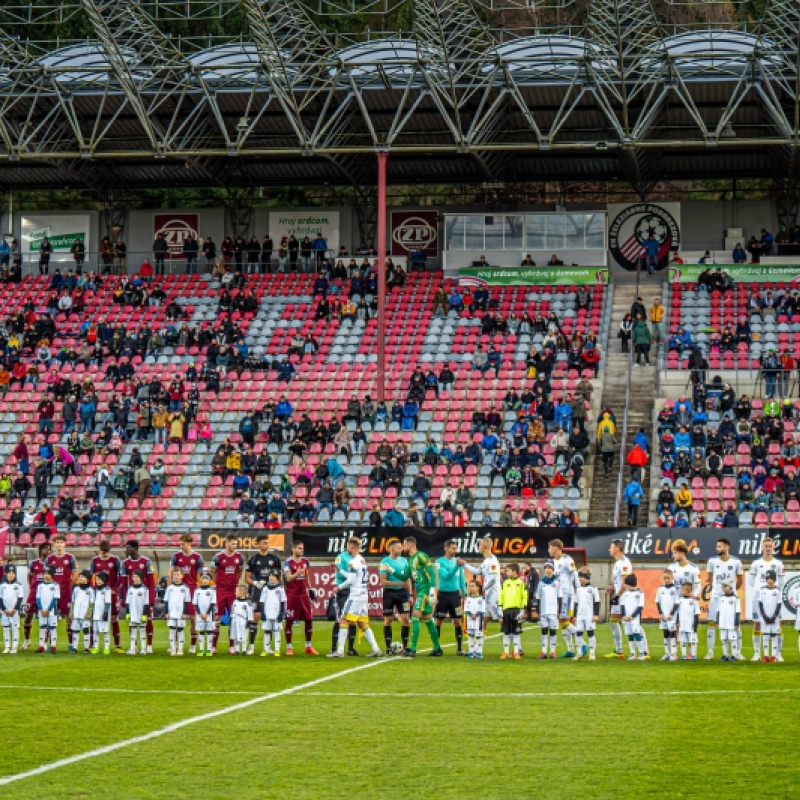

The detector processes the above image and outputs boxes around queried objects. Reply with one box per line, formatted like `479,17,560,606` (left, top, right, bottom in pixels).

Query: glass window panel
545,214,566,250
465,215,485,249
524,214,546,249
565,214,586,248
504,215,523,249
585,213,605,248
444,215,465,250
484,215,504,250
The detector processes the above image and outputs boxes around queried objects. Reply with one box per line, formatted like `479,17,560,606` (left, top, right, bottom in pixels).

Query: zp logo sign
607,202,681,272
391,211,439,257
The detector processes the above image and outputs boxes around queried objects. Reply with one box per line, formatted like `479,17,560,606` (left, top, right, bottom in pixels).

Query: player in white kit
748,537,785,661
458,537,501,629
230,586,253,655
259,573,287,656
716,581,741,661
655,569,678,661
605,539,632,658
193,571,217,657
758,571,782,663
328,537,382,658
790,581,800,659
36,567,60,653
125,571,150,655
164,571,192,656
574,567,599,660
536,561,561,658
704,537,744,660
90,571,113,655
669,543,700,657
619,574,646,660
0,565,23,653
69,570,94,653
549,539,579,657
464,580,485,659
675,581,700,660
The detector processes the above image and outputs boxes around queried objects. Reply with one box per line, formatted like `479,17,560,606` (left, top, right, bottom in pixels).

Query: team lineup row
0,533,796,662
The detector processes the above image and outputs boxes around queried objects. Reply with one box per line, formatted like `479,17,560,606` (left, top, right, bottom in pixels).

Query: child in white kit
259,573,286,656
536,561,561,658
0,565,24,653
230,585,253,655
464,580,486,659
36,567,60,653
193,570,217,657
164,571,192,656
759,570,782,663
716,580,741,661
574,567,599,660
676,580,700,660
90,571,113,655
125,571,150,655
70,570,94,653
620,574,646,660
656,569,678,661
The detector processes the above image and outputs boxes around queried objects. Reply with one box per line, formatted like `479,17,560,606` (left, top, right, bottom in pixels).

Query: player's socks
248,624,257,648
273,630,281,652
762,634,770,657
706,627,716,656
284,619,293,648
146,619,154,646
24,619,32,642
776,635,783,658
401,624,409,649
611,622,622,653
331,622,339,653
588,632,595,656
639,627,650,655
363,627,379,652
304,620,313,648
540,631,548,652
383,624,393,650
336,626,348,654
549,633,557,652
348,626,357,653
513,634,521,654
753,630,761,658
722,640,729,657
425,619,441,650
112,620,120,648
191,629,198,647
503,634,510,653
178,630,185,653
50,628,57,648
455,625,463,653
410,617,421,651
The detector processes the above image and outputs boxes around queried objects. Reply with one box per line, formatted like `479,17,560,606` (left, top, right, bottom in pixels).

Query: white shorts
70,617,89,632
761,621,781,636
195,615,215,632
466,621,483,636
1,613,19,628
230,618,249,641
261,618,282,632
167,618,186,629
343,596,369,622
93,621,109,634
659,619,677,632
38,612,57,628
540,614,558,630
576,619,596,633
719,628,737,641
623,620,642,637
484,590,500,620
559,595,573,620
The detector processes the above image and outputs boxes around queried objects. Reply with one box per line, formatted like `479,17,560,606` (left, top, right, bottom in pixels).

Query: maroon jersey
27,558,47,598
284,558,311,598
122,555,156,605
170,551,205,590
211,551,243,593
45,553,77,595
90,555,122,592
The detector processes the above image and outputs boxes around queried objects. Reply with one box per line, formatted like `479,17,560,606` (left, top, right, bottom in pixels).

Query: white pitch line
0,659,387,787
0,685,262,697
302,688,800,699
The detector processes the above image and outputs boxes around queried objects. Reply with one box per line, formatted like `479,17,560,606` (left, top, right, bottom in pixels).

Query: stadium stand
0,264,612,544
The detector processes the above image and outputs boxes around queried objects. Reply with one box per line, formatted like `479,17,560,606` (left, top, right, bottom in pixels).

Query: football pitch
1,622,798,799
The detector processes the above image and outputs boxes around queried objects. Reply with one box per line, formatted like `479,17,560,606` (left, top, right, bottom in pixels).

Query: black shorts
501,608,523,636
382,589,410,617
434,591,463,620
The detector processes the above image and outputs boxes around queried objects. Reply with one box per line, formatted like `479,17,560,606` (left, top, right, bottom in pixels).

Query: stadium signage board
198,531,289,554
607,202,681,272
153,213,199,260
458,266,607,286
391,210,439,257
669,263,800,284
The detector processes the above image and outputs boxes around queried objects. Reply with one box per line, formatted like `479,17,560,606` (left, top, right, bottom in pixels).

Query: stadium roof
0,0,797,195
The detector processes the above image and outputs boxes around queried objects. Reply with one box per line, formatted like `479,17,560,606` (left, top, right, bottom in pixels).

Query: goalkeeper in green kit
401,536,443,658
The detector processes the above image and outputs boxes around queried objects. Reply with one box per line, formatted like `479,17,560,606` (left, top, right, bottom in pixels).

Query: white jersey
706,556,743,598
91,586,112,622
669,561,701,597
758,587,782,621
126,584,148,621
552,554,578,599
656,586,678,620
464,595,485,620
345,554,370,601
164,584,191,620
612,556,633,595
676,596,700,631
575,584,599,623
71,586,93,620
790,586,800,630
464,555,501,595
619,589,643,619
36,582,60,613
260,584,287,619
193,586,217,617
0,581,23,618
536,580,560,617
716,594,740,629
748,557,786,597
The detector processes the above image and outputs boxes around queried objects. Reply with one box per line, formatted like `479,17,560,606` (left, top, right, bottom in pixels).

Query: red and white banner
391,210,439,257
307,565,384,617
153,213,200,260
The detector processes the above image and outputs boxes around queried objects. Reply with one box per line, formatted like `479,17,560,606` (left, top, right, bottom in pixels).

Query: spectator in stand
642,232,659,275
410,247,427,272
600,426,616,477
623,477,643,525
632,315,651,366
760,228,774,256
732,243,747,263
384,504,405,527
649,299,664,343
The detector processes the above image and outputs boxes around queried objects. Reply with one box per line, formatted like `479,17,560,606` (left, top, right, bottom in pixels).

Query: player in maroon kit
283,541,319,656
23,541,51,649
210,534,244,655
90,539,123,653
170,533,205,653
120,540,156,654
45,534,78,628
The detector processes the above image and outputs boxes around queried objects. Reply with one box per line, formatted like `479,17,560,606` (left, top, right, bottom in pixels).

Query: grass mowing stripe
0,657,388,787
302,688,800,698
0,685,263,696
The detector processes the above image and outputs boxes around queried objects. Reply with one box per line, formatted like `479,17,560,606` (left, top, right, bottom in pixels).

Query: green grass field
1,621,799,799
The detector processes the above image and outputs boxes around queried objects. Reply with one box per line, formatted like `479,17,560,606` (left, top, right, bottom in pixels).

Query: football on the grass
390,641,404,654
